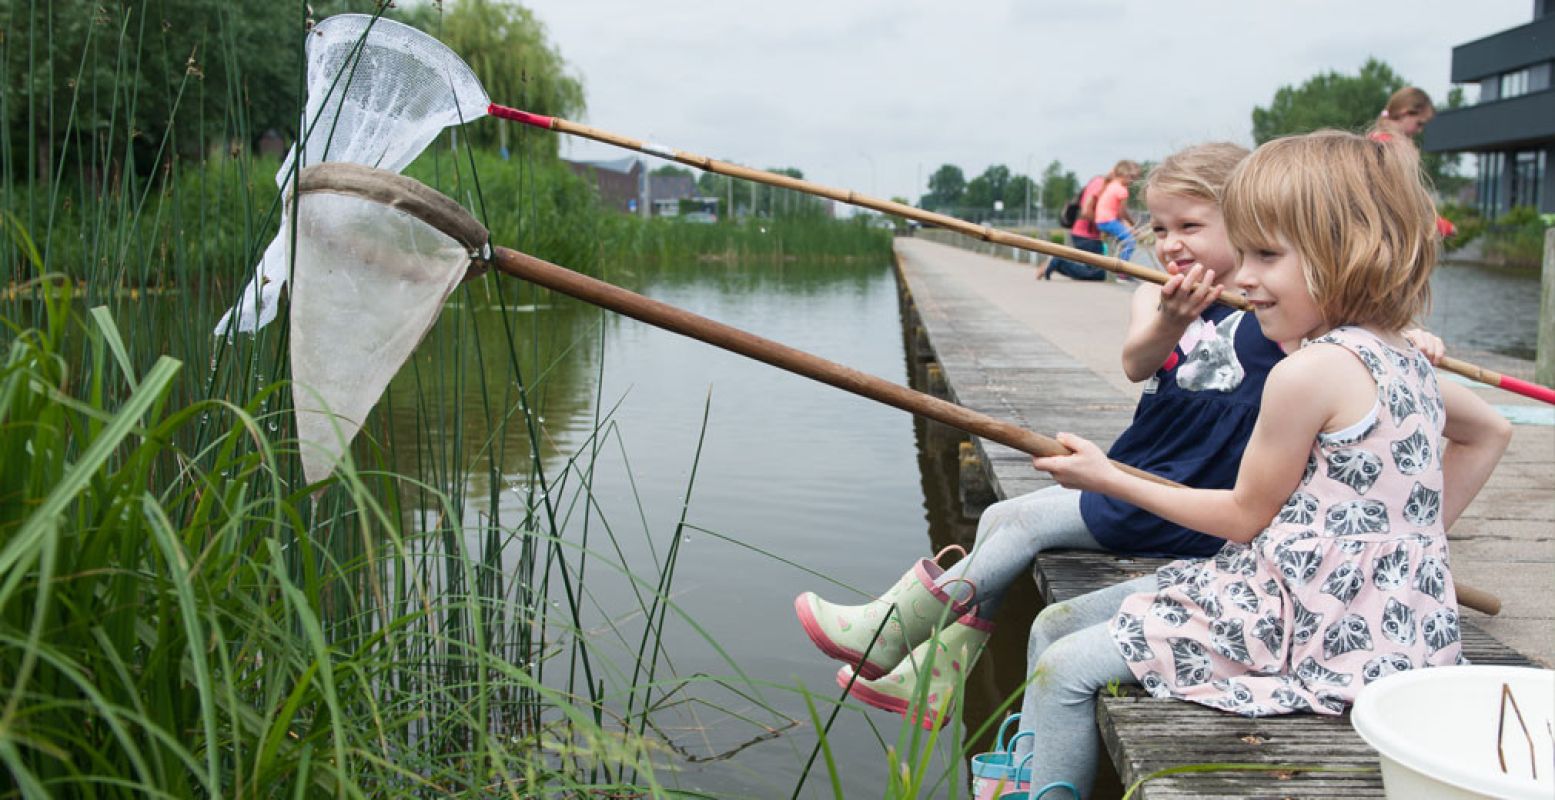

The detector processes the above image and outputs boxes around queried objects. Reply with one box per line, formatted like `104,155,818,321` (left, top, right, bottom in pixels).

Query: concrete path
895,236,1555,666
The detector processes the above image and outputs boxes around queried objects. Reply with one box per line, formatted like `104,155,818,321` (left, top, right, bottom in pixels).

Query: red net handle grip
488,104,554,129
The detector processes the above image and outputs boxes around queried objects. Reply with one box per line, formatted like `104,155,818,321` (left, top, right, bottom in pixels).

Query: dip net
215,13,488,335
288,163,488,483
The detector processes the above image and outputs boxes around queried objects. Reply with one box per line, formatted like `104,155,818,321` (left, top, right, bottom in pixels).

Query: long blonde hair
1222,131,1436,332
1144,142,1249,204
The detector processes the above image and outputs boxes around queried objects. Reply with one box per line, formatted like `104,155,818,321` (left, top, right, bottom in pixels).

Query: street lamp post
1024,154,1034,230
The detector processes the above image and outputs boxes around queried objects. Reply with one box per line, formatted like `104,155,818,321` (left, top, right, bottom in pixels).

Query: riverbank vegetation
2,1,902,796
1438,203,1554,269
0,285,746,796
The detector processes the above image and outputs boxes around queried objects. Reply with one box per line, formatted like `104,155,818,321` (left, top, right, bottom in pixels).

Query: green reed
0,284,784,796
0,3,963,797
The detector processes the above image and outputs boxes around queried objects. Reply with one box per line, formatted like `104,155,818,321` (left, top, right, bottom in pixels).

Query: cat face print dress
1109,327,1462,717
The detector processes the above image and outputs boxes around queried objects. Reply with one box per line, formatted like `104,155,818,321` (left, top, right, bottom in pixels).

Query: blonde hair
1144,142,1250,204
1107,159,1142,182
1382,86,1434,123
1222,130,1437,332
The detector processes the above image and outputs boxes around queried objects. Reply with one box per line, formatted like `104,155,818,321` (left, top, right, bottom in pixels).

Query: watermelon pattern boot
837,610,993,729
793,545,974,680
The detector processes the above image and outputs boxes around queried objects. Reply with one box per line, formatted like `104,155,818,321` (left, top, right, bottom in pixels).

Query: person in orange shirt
1093,160,1142,263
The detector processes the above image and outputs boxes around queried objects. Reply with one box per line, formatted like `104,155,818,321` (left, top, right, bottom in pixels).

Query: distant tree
964,164,1011,216
6,0,307,178
1039,160,1079,214
921,164,966,211
1005,175,1038,215
1252,57,1462,192
405,0,584,153
1251,57,1406,143
6,0,587,178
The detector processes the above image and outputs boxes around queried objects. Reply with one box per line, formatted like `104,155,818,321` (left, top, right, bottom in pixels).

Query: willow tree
3,0,308,180
405,0,585,154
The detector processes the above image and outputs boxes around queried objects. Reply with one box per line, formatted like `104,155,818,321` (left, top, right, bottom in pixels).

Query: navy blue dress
1080,306,1286,557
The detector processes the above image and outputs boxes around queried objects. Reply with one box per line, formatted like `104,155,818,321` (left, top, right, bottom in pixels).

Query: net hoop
296,163,490,259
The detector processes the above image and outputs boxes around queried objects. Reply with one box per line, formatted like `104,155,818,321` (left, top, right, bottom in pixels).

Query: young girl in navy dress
1010,130,1510,798
793,144,1276,717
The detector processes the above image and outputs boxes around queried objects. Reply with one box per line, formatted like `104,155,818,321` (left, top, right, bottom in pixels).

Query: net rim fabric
296,163,490,258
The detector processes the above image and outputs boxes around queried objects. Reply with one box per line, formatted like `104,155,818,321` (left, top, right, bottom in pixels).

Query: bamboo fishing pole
295,160,1505,616
487,104,1555,408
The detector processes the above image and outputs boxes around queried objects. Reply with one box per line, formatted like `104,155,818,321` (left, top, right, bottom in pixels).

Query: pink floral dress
1109,327,1462,716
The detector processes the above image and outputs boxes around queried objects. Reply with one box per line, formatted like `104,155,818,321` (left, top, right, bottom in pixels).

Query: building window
1499,68,1530,99
1509,150,1545,210
1478,152,1505,218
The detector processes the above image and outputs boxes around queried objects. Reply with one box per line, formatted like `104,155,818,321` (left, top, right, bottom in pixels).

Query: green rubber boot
838,611,993,729
794,545,974,680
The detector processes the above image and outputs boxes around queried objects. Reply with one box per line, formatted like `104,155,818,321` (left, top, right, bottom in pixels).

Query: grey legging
935,485,1103,620
1014,575,1156,799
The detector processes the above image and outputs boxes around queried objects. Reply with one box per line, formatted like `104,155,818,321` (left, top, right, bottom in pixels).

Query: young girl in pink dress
1006,130,1511,798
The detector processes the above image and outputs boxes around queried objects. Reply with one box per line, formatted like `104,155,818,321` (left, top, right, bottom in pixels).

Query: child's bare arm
1037,352,1338,542
1119,265,1221,382
1403,328,1445,363
1437,380,1512,529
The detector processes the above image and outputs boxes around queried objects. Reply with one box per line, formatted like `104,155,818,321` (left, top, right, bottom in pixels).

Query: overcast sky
517,0,1531,207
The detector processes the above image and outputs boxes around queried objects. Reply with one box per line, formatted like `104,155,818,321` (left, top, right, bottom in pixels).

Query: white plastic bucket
1352,665,1554,800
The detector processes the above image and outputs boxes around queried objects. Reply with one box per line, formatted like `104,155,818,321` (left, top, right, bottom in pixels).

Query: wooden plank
894,248,1130,491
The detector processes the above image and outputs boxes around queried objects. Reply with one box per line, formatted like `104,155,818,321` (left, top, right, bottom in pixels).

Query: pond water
97,242,1540,797
1426,260,1543,361
375,250,1540,798
375,256,1035,797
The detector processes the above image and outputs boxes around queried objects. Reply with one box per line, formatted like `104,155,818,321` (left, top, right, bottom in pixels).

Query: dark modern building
1423,0,1555,216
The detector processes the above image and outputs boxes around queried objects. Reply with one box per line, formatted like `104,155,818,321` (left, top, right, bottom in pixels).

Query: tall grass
0,286,728,796
6,146,891,299
0,3,975,798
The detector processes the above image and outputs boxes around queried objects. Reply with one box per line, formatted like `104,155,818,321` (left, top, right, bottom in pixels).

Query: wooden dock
893,236,1548,799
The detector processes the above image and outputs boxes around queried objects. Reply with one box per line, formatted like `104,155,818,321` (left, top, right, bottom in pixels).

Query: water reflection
373,256,971,796
96,248,1540,798
1428,260,1542,360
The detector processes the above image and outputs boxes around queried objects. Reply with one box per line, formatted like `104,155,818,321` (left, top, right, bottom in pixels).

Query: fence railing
912,227,1050,267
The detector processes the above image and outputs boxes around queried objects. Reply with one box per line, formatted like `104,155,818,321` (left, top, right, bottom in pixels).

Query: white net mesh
216,14,489,335
290,191,471,485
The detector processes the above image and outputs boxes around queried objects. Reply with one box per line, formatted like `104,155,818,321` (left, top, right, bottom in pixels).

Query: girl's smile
1146,190,1237,280
1235,237,1325,342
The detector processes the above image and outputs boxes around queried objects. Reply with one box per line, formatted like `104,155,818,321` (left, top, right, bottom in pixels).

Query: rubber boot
838,610,993,729
794,545,974,680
